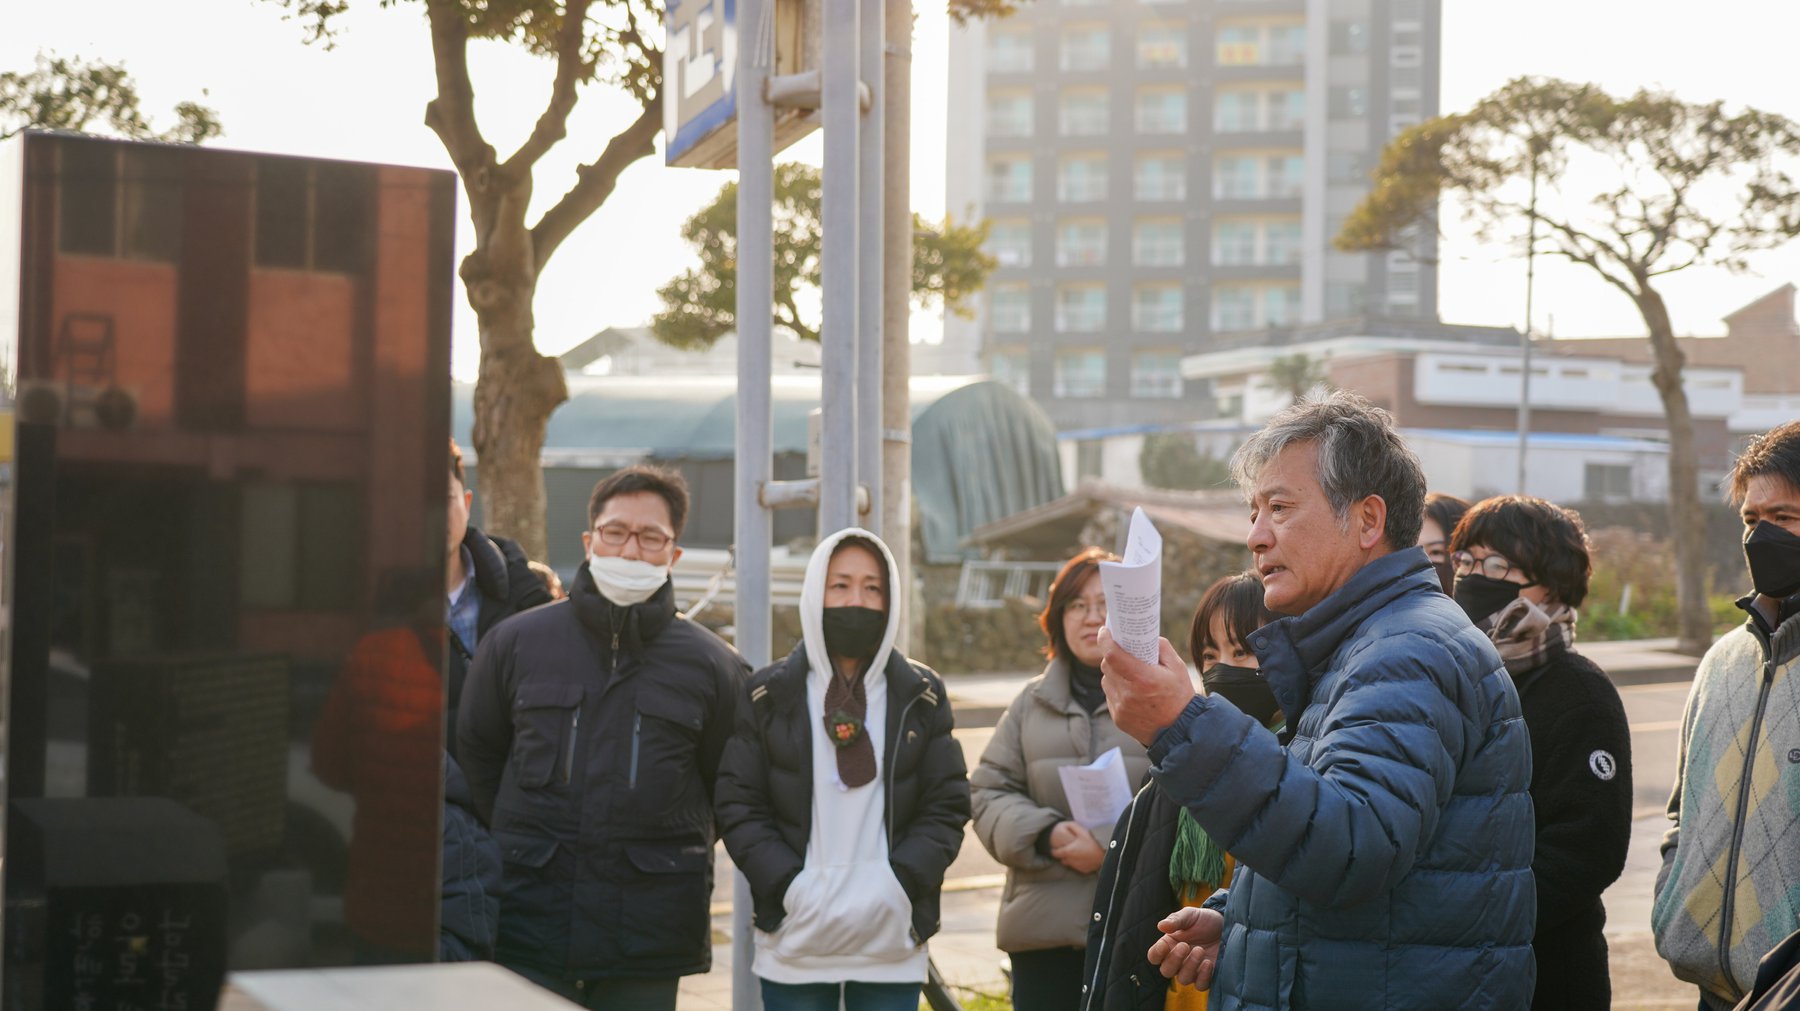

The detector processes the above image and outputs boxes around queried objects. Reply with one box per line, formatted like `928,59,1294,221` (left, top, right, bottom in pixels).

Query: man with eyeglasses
459,464,750,1010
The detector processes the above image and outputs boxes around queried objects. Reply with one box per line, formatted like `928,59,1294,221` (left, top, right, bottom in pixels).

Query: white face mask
589,554,668,606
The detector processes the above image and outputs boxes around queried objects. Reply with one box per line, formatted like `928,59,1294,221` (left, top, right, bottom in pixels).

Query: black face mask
1454,574,1523,625
1745,521,1800,599
1201,663,1281,729
1431,558,1456,596
822,606,887,660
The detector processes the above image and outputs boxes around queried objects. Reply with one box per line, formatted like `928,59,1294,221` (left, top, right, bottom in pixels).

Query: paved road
683,677,1704,1009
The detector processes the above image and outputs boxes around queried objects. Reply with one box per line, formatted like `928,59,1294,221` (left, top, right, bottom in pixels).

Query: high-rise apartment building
944,0,1442,430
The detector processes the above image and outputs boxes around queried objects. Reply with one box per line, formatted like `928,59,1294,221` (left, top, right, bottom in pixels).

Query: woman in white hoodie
715,529,971,1011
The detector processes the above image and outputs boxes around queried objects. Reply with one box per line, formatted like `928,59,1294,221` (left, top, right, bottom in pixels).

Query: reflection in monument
2,132,457,1009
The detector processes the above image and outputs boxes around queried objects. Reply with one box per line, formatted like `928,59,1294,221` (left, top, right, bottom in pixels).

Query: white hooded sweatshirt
752,527,929,984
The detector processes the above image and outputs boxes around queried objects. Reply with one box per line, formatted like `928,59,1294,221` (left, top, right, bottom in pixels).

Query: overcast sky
9,1,1800,379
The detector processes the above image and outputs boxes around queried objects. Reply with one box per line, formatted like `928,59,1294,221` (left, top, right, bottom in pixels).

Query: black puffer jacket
456,567,748,980
714,644,971,946
447,524,551,735
1080,778,1185,1011
1513,645,1633,1010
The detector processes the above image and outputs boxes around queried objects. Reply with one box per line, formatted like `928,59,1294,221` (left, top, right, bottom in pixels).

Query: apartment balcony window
988,348,1031,396
989,285,1031,333
1133,219,1184,266
1266,89,1305,131
1265,221,1302,264
1054,349,1108,399
987,92,1033,138
1214,156,1260,198
987,156,1033,203
986,219,1032,268
1134,155,1186,200
1059,90,1109,136
1061,26,1111,71
1056,220,1108,267
1263,285,1301,325
1055,285,1107,332
1267,25,1306,65
1213,221,1257,265
1132,285,1184,333
1267,155,1304,197
1130,351,1184,399
1214,91,1259,132
1138,25,1188,68
1136,87,1187,133
1058,155,1109,202
986,28,1035,73
1217,23,1305,67
1213,286,1256,331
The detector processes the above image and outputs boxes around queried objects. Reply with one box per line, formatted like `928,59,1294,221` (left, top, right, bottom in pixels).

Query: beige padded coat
970,657,1152,953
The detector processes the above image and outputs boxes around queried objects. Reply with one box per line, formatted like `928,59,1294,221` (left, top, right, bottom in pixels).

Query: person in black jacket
457,465,749,1011
440,753,501,961
446,438,552,742
715,528,970,1011
1449,495,1633,1011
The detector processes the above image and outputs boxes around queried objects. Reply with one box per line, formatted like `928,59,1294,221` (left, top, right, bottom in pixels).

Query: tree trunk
1635,282,1713,654
463,180,568,562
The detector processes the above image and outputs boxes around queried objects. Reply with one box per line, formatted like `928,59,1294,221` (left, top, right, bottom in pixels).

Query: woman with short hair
971,547,1153,1011
1449,495,1633,1010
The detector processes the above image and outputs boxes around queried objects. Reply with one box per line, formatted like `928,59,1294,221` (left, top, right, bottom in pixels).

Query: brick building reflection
7,132,455,1003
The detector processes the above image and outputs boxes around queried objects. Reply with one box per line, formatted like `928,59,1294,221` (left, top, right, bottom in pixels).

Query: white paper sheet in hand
1098,507,1163,664
1057,747,1134,831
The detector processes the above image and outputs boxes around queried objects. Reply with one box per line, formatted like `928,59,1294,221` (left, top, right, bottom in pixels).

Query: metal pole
882,0,915,650
856,0,885,536
820,1,861,533
1516,145,1539,495
732,1,774,1006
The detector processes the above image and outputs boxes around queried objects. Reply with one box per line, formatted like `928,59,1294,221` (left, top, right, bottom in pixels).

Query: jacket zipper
1082,782,1152,1011
629,712,642,790
1717,655,1777,995
563,708,580,784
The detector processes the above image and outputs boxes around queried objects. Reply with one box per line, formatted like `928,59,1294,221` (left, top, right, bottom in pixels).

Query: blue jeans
758,979,923,1011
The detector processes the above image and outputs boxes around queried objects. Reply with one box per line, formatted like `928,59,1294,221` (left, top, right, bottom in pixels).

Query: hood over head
800,527,903,682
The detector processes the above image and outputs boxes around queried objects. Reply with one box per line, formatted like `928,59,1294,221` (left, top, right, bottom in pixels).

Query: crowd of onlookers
314,400,1800,1010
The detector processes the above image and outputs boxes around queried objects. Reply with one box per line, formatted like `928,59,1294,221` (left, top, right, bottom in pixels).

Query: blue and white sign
664,0,738,169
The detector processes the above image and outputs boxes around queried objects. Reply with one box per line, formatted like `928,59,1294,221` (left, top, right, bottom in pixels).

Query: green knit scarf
1169,720,1284,896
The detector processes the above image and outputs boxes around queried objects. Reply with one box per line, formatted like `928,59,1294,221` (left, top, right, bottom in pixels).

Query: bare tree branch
423,0,496,189
502,0,595,176
530,94,662,269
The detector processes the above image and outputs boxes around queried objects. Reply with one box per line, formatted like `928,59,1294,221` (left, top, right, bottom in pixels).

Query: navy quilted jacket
1148,548,1536,1010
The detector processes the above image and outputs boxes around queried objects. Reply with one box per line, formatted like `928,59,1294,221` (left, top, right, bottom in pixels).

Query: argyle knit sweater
1655,609,1800,1009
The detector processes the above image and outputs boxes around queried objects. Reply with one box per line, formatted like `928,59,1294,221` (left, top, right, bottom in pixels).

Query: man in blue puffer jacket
1101,392,1535,1010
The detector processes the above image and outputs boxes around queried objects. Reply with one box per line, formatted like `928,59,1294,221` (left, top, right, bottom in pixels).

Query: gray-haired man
1100,392,1536,1009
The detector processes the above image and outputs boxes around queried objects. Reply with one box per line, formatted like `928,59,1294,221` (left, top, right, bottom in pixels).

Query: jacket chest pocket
628,687,707,807
512,683,584,790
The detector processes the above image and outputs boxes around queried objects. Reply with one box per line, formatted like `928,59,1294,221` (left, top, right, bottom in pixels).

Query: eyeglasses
1065,597,1107,619
1451,550,1522,582
594,524,672,553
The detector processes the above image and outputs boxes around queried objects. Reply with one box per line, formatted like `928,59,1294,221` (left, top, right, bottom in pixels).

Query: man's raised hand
1099,627,1200,746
